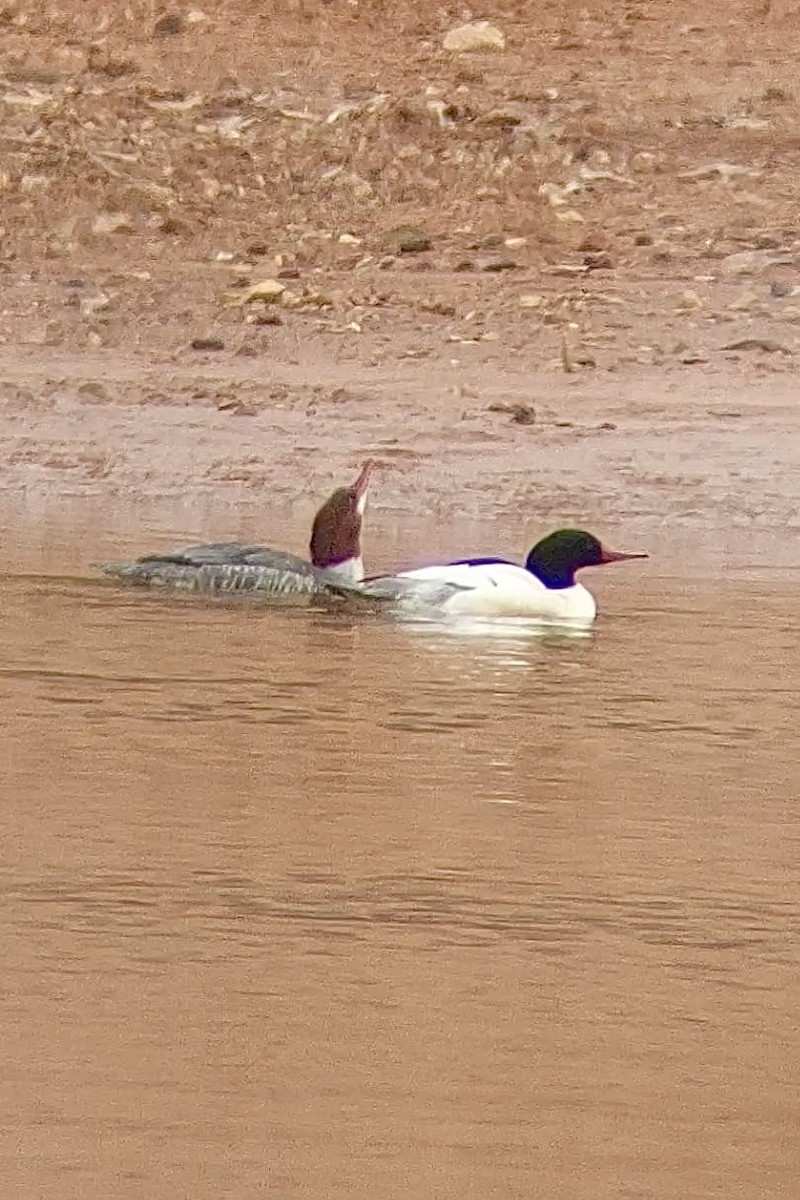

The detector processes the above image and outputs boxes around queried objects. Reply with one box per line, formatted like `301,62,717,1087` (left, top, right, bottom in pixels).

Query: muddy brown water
2,504,799,1199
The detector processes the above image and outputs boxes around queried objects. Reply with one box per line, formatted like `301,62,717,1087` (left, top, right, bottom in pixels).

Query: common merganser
98,461,373,596
347,529,647,623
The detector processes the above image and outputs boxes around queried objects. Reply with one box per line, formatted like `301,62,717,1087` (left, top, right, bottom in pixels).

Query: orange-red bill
353,460,374,500
599,546,649,564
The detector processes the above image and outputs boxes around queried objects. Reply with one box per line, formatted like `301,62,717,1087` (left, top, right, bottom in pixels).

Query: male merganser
348,529,647,623
98,461,373,596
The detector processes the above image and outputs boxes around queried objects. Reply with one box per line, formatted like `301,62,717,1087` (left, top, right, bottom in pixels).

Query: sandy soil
1,0,799,536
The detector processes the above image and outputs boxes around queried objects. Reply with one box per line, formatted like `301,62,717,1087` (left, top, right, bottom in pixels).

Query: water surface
1,516,798,1199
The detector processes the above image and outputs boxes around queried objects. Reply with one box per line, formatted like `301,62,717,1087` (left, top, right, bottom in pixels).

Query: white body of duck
355,530,647,625
99,461,373,597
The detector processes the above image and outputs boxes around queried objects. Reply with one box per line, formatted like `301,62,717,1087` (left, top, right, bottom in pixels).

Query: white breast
396,562,597,623
319,555,364,584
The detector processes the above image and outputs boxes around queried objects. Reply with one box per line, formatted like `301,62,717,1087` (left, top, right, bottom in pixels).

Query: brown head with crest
309,460,374,582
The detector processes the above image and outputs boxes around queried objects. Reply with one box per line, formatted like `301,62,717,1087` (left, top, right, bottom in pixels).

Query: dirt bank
1,1,799,534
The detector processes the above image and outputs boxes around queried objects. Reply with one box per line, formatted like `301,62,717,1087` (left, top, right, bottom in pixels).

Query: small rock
753,232,783,249
584,251,613,271
218,396,256,411
20,174,48,193
420,299,456,316
673,289,703,311
578,234,607,253
77,381,110,403
721,337,792,355
547,263,589,277
191,337,225,351
679,162,760,181
633,233,653,246
443,21,505,53
770,280,792,298
481,259,517,272
630,151,657,173
159,216,187,236
320,171,374,200
300,290,335,309
477,233,506,250
80,293,111,317
154,12,184,35
479,107,524,127
92,211,134,236
539,181,574,209
727,116,769,131
728,291,762,312
519,294,544,309
385,225,432,254
453,260,476,273
280,291,303,309
720,249,788,278
424,99,457,128
487,402,535,425
250,312,283,326
223,278,285,305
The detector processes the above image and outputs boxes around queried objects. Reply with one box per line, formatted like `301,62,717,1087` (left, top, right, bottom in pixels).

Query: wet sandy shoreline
1,349,797,536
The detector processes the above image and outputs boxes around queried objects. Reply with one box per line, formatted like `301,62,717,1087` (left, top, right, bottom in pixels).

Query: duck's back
99,542,321,596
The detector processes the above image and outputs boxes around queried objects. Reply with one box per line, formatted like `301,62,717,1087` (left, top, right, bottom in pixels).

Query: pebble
92,211,134,236
443,22,506,53
384,225,432,254
720,249,789,278
481,259,517,272
224,278,285,305
154,13,184,35
487,402,536,425
728,291,763,312
584,251,613,271
721,337,792,355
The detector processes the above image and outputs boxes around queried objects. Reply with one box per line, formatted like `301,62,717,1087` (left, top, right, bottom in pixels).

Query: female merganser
98,461,373,596
349,529,647,623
